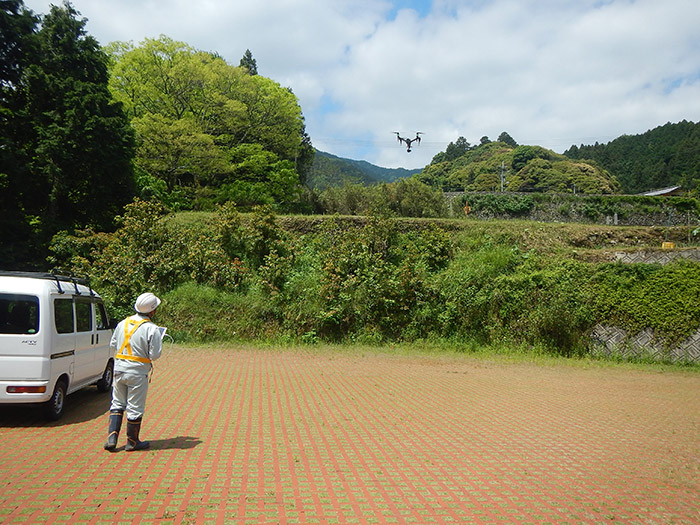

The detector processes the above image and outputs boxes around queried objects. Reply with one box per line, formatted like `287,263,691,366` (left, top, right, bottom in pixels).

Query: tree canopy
106,36,312,210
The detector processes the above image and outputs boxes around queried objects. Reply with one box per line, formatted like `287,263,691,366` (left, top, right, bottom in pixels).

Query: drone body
394,132,423,152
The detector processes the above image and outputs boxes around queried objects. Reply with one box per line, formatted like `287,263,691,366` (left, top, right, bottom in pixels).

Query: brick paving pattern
1,346,699,524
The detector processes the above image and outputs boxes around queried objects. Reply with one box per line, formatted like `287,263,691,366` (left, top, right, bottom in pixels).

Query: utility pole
499,161,508,192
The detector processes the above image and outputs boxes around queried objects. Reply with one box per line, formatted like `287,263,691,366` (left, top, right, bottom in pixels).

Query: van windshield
0,294,39,334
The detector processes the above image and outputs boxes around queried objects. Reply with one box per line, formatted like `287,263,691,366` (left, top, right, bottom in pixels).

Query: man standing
104,292,163,452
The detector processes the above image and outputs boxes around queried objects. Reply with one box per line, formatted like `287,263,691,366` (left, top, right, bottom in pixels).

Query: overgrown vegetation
49,200,700,362
459,192,700,225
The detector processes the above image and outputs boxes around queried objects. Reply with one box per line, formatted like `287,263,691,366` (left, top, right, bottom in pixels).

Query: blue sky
387,0,433,19
23,0,700,170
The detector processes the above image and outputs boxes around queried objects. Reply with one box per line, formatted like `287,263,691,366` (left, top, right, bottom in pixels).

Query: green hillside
307,150,421,190
415,141,619,194
564,120,700,194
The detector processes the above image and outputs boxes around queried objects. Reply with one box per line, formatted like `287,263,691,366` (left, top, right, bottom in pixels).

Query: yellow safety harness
115,317,152,363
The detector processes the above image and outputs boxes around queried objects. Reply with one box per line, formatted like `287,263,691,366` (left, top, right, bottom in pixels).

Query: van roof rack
0,270,94,296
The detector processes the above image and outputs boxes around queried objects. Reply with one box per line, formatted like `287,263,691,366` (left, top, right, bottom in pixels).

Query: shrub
466,193,534,216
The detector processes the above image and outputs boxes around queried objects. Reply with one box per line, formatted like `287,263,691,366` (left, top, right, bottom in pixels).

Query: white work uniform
109,313,163,420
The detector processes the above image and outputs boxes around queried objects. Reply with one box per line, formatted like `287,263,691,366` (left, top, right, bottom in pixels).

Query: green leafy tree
416,161,451,189
0,0,37,91
107,36,306,209
214,144,301,210
238,79,304,160
133,113,228,191
497,131,518,147
387,178,448,217
296,122,315,185
511,145,548,172
431,136,472,163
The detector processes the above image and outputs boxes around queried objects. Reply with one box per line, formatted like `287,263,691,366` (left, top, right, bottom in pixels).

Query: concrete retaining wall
590,324,700,364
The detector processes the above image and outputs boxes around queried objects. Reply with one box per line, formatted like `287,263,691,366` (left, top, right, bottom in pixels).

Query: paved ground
1,346,699,524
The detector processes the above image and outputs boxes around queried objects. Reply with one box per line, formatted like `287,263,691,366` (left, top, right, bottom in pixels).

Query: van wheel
96,361,114,392
44,379,67,421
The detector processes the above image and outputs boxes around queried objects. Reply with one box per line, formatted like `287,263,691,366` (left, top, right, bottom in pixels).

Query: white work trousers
110,371,150,420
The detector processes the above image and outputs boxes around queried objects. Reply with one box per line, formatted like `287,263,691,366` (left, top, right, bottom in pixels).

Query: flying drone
394,132,423,152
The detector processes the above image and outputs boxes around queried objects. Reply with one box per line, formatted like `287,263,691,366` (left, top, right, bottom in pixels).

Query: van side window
54,298,74,334
75,299,92,332
96,302,109,330
0,294,39,334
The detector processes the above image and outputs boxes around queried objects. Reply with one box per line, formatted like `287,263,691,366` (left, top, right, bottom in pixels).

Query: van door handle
91,334,95,345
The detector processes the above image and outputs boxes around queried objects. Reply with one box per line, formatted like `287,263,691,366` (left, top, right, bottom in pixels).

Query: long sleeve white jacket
110,313,163,375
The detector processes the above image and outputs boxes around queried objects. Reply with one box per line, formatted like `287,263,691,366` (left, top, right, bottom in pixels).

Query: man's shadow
150,436,202,450
108,436,202,452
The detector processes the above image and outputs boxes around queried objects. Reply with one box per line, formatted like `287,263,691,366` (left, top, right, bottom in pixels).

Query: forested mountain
415,139,619,194
564,120,700,194
307,150,421,190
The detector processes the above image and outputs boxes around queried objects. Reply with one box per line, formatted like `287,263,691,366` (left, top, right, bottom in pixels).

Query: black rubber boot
125,418,150,451
103,410,124,451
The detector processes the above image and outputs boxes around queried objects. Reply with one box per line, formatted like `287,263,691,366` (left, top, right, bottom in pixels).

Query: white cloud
22,0,700,169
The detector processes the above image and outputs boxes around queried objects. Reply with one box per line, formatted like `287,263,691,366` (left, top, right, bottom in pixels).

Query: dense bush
465,193,535,216
317,180,448,218
50,202,700,356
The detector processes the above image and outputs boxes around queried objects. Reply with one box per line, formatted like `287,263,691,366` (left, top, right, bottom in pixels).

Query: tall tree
497,131,518,147
23,1,135,236
430,136,472,164
1,1,135,268
239,48,257,75
0,0,37,91
0,0,39,267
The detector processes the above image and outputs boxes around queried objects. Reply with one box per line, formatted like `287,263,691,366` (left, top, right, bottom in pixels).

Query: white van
0,271,115,420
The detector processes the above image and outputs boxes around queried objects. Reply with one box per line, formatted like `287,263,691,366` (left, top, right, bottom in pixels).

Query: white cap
134,292,161,313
